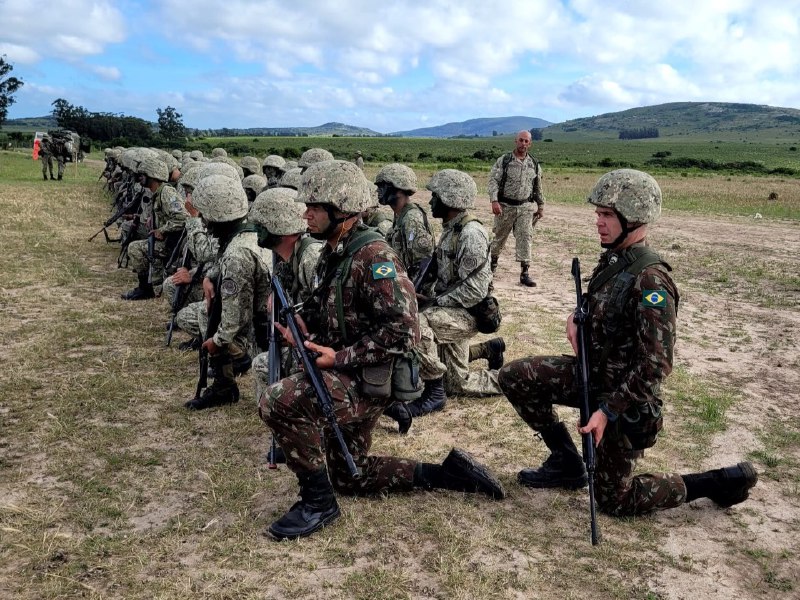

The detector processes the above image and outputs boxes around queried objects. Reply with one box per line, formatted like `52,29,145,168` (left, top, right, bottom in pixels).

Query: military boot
178,337,201,351
518,422,588,489
682,462,758,507
50,175,56,180
520,263,536,288
406,378,446,417
268,467,341,540
383,402,413,435
121,272,155,300
42,174,48,181
469,338,505,370
185,356,239,410
414,448,506,499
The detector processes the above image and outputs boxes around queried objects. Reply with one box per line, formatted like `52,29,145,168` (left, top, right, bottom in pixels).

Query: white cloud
90,65,121,81
0,43,40,64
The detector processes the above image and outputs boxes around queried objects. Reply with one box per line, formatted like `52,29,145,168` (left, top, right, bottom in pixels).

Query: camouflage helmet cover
587,169,662,224
298,147,334,168
242,173,268,193
189,150,204,160
375,163,417,193
298,160,374,214
171,149,183,159
283,160,298,171
137,156,169,182
211,147,227,158
279,167,303,190
240,155,262,174
195,161,242,183
262,154,286,169
191,174,249,222
177,161,204,191
426,169,477,209
249,188,304,235
211,156,245,179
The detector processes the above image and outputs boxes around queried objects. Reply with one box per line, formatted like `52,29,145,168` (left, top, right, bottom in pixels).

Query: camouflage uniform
39,137,54,179
363,207,394,237
418,212,501,396
259,223,421,493
386,202,434,281
487,152,544,264
500,245,686,515
127,183,188,286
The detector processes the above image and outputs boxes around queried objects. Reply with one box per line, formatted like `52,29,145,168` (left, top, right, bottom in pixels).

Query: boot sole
446,448,506,500
518,472,588,490
268,506,341,540
712,461,758,508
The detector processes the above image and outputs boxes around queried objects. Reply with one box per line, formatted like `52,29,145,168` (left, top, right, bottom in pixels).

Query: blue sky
3,0,800,133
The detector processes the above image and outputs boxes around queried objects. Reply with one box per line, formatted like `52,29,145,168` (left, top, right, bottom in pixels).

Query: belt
498,197,531,206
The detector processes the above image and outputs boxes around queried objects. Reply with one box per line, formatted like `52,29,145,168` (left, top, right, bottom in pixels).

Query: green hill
2,116,58,132
544,102,800,141
392,116,552,138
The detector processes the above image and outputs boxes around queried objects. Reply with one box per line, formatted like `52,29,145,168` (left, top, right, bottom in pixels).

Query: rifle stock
572,257,600,546
190,276,222,403
272,275,359,479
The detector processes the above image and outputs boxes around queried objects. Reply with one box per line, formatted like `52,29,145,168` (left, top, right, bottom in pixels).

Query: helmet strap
601,211,643,249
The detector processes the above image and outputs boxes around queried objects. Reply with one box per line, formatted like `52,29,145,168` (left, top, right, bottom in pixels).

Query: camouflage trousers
418,306,501,397
175,300,249,359
41,154,54,178
162,276,204,308
127,238,170,286
252,348,294,407
260,370,417,494
490,201,537,263
499,355,686,516
55,155,65,179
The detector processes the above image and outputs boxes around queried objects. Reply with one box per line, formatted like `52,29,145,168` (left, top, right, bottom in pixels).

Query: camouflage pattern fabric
126,238,171,286
386,203,434,281
39,139,54,178
176,300,205,339
259,226,420,489
355,155,364,170
498,243,686,515
490,201,537,263
487,153,544,205
153,184,188,236
434,214,492,309
364,208,393,237
419,307,501,396
184,217,218,265
162,269,205,306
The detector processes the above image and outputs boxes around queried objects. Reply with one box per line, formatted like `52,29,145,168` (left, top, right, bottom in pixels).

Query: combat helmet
137,156,169,182
279,167,303,190
242,174,267,195
211,147,227,158
211,156,245,179
298,147,334,169
426,169,477,210
249,188,304,235
191,174,249,222
262,154,286,170
195,162,242,184
240,156,262,176
171,149,183,159
189,150,204,160
178,161,205,192
375,163,417,194
298,160,374,214
587,169,662,224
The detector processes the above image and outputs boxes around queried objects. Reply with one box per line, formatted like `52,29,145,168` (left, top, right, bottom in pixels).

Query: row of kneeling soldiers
94,147,758,541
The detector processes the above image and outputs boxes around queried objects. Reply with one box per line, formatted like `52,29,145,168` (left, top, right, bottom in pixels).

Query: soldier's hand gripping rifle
272,275,359,479
572,257,600,546
189,276,223,404
165,240,203,347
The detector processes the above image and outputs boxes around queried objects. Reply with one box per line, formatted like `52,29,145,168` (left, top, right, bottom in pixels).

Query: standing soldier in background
499,169,757,516
354,151,364,170
40,134,55,180
488,130,544,288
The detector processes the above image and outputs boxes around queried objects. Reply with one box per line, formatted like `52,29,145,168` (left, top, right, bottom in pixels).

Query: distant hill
205,122,382,137
3,116,58,132
543,102,800,140
391,116,552,138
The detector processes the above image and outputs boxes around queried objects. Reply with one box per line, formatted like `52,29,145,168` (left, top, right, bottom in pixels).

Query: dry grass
1,151,798,599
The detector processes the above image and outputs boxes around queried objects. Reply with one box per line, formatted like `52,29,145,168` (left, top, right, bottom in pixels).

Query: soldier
51,134,68,181
278,167,302,191
184,174,271,409
354,150,364,170
259,160,505,540
211,147,227,158
499,169,757,515
298,147,334,172
40,134,55,180
488,130,545,288
414,169,504,407
240,156,262,178
121,157,188,300
242,174,267,204
248,188,322,403
262,155,286,188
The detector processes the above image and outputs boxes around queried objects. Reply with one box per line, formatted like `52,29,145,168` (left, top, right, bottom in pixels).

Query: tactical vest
498,152,539,204
289,234,319,302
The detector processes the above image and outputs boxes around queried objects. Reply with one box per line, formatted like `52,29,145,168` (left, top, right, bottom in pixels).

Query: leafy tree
530,128,543,141
0,55,24,130
156,106,186,141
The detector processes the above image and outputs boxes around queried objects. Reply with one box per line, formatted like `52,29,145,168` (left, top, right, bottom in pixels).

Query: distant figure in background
488,130,545,288
354,150,364,170
40,135,55,180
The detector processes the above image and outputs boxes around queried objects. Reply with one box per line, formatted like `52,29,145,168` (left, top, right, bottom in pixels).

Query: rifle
89,185,144,242
165,243,202,347
189,276,222,404
571,257,600,546
272,275,359,479
117,214,139,269
412,255,436,292
267,254,282,469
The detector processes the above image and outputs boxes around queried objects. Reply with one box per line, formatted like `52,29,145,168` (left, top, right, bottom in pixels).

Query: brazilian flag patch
642,290,667,308
372,262,397,280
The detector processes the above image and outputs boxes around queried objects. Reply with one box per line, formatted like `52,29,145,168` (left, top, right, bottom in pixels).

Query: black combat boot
42,174,48,181
208,353,252,379
518,422,588,489
121,272,155,300
414,448,506,499
50,175,56,180
682,462,758,507
406,378,446,417
383,402,413,434
185,356,240,410
178,337,202,351
268,467,341,540
469,338,506,370
520,263,536,287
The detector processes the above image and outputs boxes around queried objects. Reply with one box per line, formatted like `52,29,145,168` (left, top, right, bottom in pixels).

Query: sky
2,0,800,133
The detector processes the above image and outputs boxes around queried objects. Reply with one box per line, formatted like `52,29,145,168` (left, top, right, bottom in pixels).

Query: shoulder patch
220,278,239,297
371,262,397,280
642,289,667,308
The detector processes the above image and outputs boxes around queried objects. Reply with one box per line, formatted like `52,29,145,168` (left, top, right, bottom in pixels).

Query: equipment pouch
467,295,502,334
361,361,394,399
391,352,423,402
620,402,663,450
